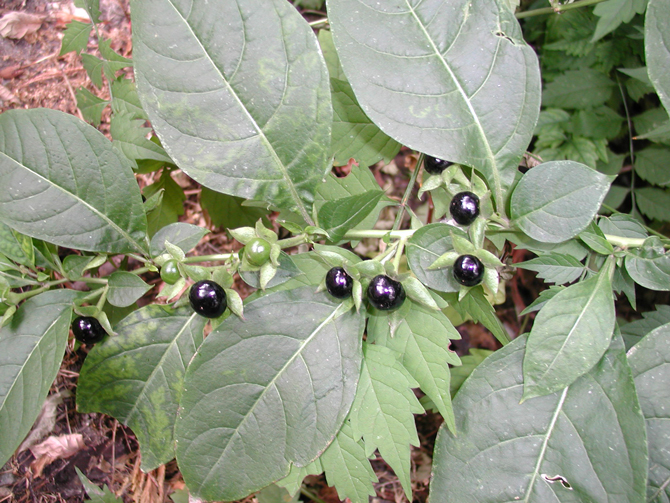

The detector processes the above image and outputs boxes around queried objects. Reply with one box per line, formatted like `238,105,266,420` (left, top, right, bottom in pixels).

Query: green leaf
449,348,493,398
200,188,269,230
511,161,614,243
636,187,670,221
239,251,301,290
523,260,616,400
327,0,541,209
569,106,624,140
0,290,79,467
81,54,105,89
406,223,468,293
131,0,332,224
75,86,108,125
347,343,423,498
77,306,205,471
143,170,185,238
598,214,648,239
59,20,92,55
175,288,364,501
579,221,615,255
110,112,172,166
621,305,670,349
520,285,565,316
149,223,208,258
75,0,101,24
318,192,385,243
592,0,646,42
75,468,123,503
107,272,152,308
321,420,377,503
636,147,670,186
516,253,585,285
0,222,33,267
110,77,147,119
627,323,670,503
429,334,648,503
543,68,615,109
445,288,510,346
368,300,461,432
0,109,148,254
646,0,670,116
625,249,670,291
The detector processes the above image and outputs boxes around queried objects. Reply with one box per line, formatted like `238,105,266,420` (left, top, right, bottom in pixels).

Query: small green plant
1,0,670,502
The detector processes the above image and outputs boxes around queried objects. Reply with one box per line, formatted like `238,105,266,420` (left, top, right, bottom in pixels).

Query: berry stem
392,153,424,231
516,0,607,18
3,278,70,304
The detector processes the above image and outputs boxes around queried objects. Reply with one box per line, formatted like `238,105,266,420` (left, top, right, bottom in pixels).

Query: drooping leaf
646,0,670,116
106,272,152,308
77,306,205,471
430,334,648,503
368,300,460,431
175,288,364,501
627,323,670,503
621,305,670,350
131,0,332,224
199,188,269,230
591,0,646,42
523,261,615,400
0,109,147,254
327,0,541,209
516,253,585,285
149,223,209,258
318,192,385,243
0,290,80,467
511,161,614,243
59,20,92,55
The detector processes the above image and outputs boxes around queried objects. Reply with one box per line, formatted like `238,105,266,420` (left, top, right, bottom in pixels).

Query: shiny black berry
424,155,453,175
189,280,227,318
326,267,353,299
453,255,484,287
71,316,106,345
367,275,406,311
450,191,480,226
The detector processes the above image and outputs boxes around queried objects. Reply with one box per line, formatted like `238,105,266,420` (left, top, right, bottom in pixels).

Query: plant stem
604,234,647,249
393,237,408,271
5,278,69,303
308,18,328,27
392,154,424,231
616,75,637,216
343,229,415,240
601,204,670,242
300,487,328,503
516,0,607,18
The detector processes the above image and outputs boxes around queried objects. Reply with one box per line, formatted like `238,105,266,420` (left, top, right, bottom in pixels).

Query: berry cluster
325,267,406,311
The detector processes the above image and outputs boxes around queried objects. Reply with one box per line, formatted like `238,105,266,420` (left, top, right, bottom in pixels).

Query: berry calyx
160,259,181,284
72,316,106,345
424,155,453,175
367,275,406,311
244,237,272,267
189,280,227,318
450,191,480,226
325,267,353,299
453,255,484,287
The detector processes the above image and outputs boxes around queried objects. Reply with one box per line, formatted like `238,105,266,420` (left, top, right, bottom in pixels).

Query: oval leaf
318,191,385,243
107,271,152,308
628,323,670,503
175,287,364,501
0,109,147,254
625,251,670,291
149,222,209,258
327,0,541,207
430,334,648,503
131,0,332,224
77,306,206,471
511,161,614,243
0,290,79,466
646,0,670,116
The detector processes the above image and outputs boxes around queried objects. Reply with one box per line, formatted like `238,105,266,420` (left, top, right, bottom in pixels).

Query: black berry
450,191,480,226
424,155,453,175
189,280,227,318
71,316,106,345
325,267,353,299
367,275,406,311
453,255,484,287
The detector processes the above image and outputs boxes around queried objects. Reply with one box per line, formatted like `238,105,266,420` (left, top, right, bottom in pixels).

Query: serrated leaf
275,459,323,497
511,161,613,243
131,0,332,224
110,112,172,166
625,249,670,291
516,253,585,285
627,323,670,503
646,0,670,117
592,0,646,42
149,223,208,258
75,468,123,503
430,334,648,503
636,147,670,186
77,306,205,471
59,20,91,55
175,288,364,501
621,305,670,349
327,0,541,209
543,68,615,109
75,86,107,125
110,77,147,119
0,109,147,254
107,272,152,308
318,192,385,243
368,300,460,432
636,187,670,221
347,343,422,498
0,290,80,467
523,261,615,400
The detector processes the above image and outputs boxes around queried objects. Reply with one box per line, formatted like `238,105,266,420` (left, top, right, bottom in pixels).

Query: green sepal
255,220,278,243
229,226,256,245
179,264,209,283
212,268,234,289
451,234,476,255
270,243,281,268
417,174,444,200
224,288,244,319
355,260,385,278
429,251,459,270
157,277,186,302
403,277,440,310
468,217,486,248
259,262,278,290
483,267,499,296
353,280,363,312
474,249,504,268
164,240,186,261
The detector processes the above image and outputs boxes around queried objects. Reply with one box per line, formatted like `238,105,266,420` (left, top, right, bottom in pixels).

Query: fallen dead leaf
29,433,85,478
18,390,71,453
0,12,45,42
0,84,20,105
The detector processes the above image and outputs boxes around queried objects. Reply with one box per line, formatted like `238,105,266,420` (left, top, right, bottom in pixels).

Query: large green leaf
0,290,79,467
523,261,615,400
327,0,541,209
131,0,332,224
628,324,670,503
625,249,670,292
175,288,364,501
0,109,147,254
430,334,648,503
646,0,670,117
77,306,205,471
511,161,614,243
